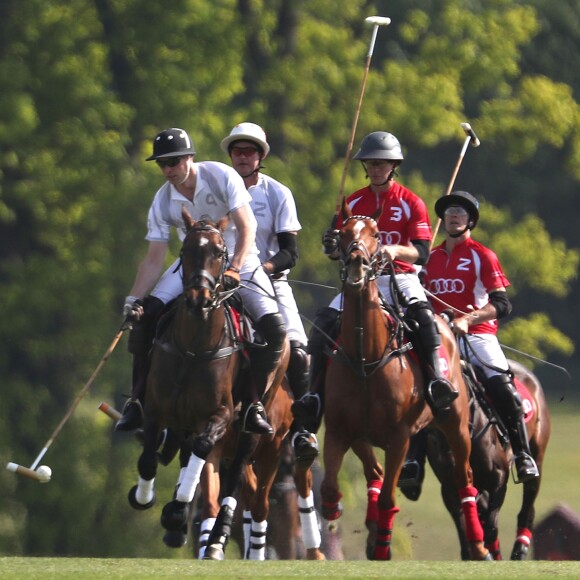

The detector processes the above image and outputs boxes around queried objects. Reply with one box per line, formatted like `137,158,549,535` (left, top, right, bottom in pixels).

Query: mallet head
365,16,391,27
6,462,52,483
460,122,481,147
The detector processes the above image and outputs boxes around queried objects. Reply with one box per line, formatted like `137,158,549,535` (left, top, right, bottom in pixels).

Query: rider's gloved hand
123,296,144,321
322,228,339,256
223,268,241,291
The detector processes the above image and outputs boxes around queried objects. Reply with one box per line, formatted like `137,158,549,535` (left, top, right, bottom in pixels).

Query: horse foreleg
294,462,324,560
197,458,221,559
241,464,258,559
320,431,350,522
204,432,259,560
128,422,161,510
511,477,540,560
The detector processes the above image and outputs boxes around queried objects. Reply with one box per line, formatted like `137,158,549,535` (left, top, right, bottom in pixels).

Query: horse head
338,201,382,291
180,207,229,313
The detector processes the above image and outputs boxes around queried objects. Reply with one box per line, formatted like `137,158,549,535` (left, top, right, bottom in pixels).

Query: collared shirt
337,182,432,274
424,237,510,335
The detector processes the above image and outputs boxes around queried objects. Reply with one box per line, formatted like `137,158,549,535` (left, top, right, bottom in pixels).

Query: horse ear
182,205,195,231
371,202,384,222
341,197,352,221
217,215,229,232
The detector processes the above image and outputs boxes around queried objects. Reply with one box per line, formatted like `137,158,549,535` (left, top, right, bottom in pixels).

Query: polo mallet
331,15,391,227
430,122,481,247
6,320,130,483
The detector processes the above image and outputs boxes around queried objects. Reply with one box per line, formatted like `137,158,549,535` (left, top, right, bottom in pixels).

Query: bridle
339,215,382,285
180,223,229,309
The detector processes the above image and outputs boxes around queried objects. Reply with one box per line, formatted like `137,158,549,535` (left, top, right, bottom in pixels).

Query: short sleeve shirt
337,182,432,274
248,173,301,273
424,238,510,335
146,161,259,259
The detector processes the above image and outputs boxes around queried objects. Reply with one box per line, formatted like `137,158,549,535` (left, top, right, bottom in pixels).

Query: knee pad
255,312,286,349
288,341,309,398
128,296,165,355
405,301,436,328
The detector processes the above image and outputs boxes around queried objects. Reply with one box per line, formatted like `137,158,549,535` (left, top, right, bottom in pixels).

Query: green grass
1,558,580,579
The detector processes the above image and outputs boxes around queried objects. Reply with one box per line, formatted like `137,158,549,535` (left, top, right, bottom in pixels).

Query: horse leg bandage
243,510,252,559
176,453,205,503
366,479,383,524
249,519,268,560
135,476,155,505
374,506,400,560
298,492,322,549
198,517,216,560
459,485,484,542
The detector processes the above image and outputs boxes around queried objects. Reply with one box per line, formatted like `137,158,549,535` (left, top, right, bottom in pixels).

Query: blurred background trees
0,0,577,557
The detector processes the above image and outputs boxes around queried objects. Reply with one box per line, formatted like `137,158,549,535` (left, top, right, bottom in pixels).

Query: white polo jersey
146,161,260,264
248,173,301,274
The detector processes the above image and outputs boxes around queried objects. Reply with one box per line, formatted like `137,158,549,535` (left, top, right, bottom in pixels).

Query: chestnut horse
196,377,325,560
320,207,490,560
424,358,550,560
127,211,255,546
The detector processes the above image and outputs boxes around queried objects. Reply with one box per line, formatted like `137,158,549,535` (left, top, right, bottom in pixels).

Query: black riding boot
287,341,319,463
398,430,428,501
485,374,539,483
291,307,340,433
115,296,165,432
242,312,286,435
406,301,458,412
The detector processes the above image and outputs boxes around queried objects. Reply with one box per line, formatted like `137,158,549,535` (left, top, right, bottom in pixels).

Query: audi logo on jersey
428,278,466,294
379,231,402,246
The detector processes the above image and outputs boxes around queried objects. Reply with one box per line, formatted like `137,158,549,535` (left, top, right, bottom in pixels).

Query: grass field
1,557,580,579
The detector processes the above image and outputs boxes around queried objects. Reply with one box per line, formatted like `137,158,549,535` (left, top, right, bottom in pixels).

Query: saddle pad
514,377,535,423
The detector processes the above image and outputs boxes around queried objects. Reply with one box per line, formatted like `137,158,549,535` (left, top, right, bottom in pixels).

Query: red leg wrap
365,479,383,525
321,491,343,521
459,485,483,542
485,538,502,560
515,527,532,547
373,506,400,560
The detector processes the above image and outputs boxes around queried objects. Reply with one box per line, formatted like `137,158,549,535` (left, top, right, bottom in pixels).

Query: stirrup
514,452,539,484
426,379,458,411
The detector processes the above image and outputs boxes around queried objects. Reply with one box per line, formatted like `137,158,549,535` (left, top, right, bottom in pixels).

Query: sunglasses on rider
156,156,184,168
230,146,259,156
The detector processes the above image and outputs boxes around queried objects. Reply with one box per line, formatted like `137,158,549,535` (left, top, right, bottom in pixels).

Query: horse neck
173,299,227,352
340,279,390,360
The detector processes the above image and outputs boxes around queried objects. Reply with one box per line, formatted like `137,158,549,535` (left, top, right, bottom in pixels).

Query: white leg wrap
197,517,216,560
249,519,268,560
135,476,155,505
176,453,205,503
243,509,252,559
221,495,237,510
298,492,321,549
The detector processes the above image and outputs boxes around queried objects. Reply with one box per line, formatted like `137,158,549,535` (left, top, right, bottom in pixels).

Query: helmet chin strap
239,164,264,179
449,223,472,238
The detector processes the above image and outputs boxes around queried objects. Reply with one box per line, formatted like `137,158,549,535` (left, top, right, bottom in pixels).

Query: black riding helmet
435,190,480,230
353,131,404,161
146,128,196,160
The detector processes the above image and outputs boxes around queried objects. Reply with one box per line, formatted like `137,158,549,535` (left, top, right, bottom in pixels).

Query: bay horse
196,376,325,560
319,206,490,560
423,357,550,560
127,210,252,545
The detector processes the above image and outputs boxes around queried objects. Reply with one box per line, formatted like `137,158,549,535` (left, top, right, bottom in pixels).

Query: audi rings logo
428,278,465,294
379,231,401,246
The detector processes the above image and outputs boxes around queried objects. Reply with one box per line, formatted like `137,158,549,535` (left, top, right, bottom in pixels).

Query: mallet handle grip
98,401,122,421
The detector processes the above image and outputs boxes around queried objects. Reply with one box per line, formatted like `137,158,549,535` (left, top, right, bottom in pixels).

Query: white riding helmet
220,122,270,158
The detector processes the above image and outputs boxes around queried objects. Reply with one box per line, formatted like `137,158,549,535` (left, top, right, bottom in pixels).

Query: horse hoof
202,545,225,561
128,485,156,511
163,527,188,548
160,500,189,531
510,543,529,560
